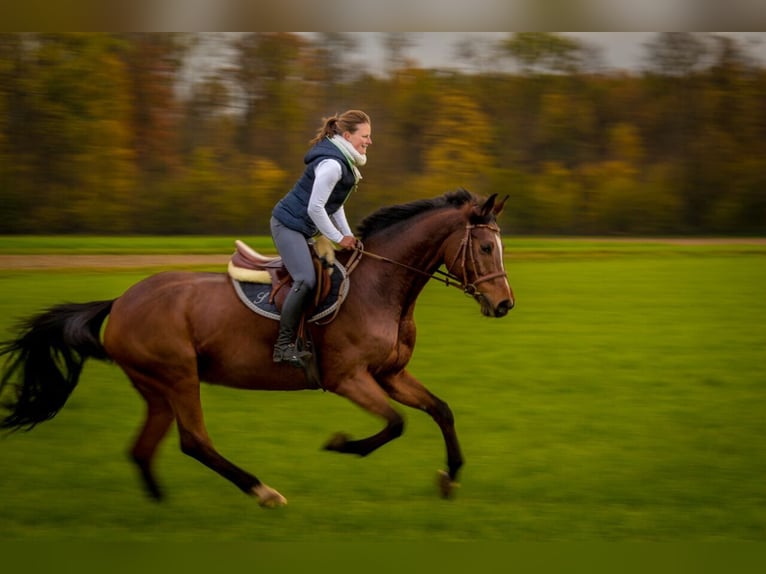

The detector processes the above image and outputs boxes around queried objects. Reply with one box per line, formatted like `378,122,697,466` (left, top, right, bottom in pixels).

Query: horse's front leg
378,369,463,498
323,371,405,456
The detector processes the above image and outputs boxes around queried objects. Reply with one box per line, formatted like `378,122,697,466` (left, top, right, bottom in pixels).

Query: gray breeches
270,216,317,290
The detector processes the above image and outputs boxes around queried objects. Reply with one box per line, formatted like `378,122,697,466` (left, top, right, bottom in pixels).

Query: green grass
2,235,764,256
0,235,276,254
0,239,765,541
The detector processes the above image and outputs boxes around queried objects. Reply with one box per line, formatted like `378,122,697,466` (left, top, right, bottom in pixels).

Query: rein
347,223,507,295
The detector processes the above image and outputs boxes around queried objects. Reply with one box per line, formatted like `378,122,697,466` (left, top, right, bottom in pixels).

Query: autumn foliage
1,33,764,235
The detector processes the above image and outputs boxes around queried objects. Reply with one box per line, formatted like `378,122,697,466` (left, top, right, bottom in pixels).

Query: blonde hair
310,110,371,145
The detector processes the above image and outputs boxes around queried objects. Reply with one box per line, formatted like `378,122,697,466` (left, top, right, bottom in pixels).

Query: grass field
0,237,764,542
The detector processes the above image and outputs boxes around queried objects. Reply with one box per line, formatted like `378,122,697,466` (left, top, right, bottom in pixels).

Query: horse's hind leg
168,377,287,507
128,379,175,500
378,369,463,498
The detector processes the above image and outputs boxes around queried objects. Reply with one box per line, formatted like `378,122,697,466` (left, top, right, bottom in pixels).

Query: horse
0,189,514,507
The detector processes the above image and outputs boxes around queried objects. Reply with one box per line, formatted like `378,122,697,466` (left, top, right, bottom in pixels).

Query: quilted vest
272,139,357,238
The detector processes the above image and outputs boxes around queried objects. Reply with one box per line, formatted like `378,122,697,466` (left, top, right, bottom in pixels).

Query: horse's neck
359,210,463,305
372,210,460,266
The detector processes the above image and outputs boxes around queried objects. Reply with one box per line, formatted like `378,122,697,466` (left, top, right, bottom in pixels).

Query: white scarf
329,134,365,183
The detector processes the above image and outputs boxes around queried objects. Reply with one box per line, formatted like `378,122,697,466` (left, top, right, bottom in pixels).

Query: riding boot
273,280,313,367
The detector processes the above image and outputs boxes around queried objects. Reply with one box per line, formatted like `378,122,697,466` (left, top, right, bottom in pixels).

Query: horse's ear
493,194,509,216
478,194,498,218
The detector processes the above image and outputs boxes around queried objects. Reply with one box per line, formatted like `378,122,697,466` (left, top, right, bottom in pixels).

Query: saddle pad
231,260,349,322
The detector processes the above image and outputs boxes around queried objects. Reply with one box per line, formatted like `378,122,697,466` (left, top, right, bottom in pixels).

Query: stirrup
273,342,312,367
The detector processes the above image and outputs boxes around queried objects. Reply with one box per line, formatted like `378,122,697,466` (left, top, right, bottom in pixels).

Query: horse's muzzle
478,295,514,318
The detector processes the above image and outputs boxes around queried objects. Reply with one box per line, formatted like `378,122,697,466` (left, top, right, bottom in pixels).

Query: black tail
0,300,114,431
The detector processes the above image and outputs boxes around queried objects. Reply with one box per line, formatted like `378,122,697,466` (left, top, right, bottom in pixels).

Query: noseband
350,222,507,295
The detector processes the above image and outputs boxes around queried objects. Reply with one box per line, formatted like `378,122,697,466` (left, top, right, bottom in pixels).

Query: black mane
357,189,479,241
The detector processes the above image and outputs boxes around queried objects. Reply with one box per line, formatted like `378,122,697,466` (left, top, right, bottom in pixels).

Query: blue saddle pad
231,260,349,322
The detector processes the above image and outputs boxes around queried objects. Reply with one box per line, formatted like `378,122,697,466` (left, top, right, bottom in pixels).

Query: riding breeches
270,217,317,290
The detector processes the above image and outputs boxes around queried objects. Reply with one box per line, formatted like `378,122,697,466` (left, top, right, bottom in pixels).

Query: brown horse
0,189,514,507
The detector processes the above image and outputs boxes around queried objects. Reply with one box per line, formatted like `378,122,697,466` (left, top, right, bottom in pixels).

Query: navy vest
272,139,357,237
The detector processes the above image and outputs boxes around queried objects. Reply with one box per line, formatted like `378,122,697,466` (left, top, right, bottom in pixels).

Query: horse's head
445,193,515,318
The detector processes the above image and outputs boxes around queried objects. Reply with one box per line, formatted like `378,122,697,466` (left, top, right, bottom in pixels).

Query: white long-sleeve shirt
307,159,354,243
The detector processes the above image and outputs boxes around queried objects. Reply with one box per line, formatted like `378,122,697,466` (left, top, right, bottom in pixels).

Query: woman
270,109,372,366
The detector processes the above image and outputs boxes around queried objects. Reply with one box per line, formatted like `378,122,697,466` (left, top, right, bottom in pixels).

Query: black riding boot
273,280,313,367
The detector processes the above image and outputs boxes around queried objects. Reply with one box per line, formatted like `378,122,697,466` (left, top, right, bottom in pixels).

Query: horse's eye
480,243,493,254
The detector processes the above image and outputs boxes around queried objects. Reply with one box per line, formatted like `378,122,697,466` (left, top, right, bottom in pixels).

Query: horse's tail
0,300,114,431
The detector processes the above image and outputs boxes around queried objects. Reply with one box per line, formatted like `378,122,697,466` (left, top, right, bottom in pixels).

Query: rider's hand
338,235,357,250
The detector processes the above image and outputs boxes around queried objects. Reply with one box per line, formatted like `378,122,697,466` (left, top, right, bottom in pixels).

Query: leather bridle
445,223,508,295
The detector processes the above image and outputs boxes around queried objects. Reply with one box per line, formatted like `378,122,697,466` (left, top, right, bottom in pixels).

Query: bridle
347,222,507,296
446,223,508,295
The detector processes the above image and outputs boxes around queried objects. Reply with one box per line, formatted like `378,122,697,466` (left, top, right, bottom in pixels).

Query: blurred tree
113,33,190,232
533,161,580,233
644,32,709,77
641,161,685,233
578,123,671,234
0,33,136,232
382,33,415,75
313,33,360,81
702,35,766,232
180,74,233,157
642,33,708,230
116,33,188,177
246,157,290,234
387,68,440,175
231,33,309,167
579,160,640,234
453,35,501,74
418,90,493,195
535,91,597,167
0,34,28,231
502,33,584,74
608,122,644,166
303,32,360,110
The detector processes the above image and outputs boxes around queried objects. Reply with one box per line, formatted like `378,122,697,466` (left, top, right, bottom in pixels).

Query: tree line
1,32,764,236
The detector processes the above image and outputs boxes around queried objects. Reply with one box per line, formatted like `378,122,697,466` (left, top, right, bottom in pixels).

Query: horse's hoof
323,432,351,451
437,470,460,499
253,484,287,508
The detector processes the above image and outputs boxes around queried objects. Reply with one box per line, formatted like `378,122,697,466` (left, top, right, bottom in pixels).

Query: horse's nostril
493,299,511,317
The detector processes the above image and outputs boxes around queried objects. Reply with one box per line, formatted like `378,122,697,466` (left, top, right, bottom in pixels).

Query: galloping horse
0,189,514,507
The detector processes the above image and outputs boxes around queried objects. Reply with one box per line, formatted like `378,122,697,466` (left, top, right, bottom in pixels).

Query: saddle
228,237,336,312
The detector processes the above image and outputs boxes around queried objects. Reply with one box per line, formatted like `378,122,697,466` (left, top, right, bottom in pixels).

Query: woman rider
270,110,372,366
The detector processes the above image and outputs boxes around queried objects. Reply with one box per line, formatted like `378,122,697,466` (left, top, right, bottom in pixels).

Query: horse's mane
357,188,479,241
